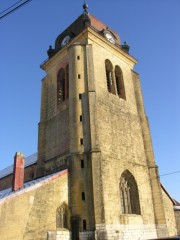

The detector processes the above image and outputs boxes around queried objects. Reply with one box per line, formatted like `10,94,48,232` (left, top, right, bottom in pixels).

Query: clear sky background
0,0,179,201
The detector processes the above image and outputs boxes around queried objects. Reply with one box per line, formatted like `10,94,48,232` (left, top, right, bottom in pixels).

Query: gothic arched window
120,170,141,214
56,205,68,229
57,65,69,104
115,65,126,100
105,59,115,94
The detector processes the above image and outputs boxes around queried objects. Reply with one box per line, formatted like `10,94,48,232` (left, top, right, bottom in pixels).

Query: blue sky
0,0,179,201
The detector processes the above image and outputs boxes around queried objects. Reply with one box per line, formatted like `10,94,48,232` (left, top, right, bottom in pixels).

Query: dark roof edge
161,183,180,206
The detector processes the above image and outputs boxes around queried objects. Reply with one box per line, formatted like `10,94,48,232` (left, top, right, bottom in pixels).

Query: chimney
12,152,25,191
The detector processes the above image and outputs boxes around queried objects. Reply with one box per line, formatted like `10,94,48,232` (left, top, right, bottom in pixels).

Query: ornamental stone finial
82,1,90,27
83,1,88,16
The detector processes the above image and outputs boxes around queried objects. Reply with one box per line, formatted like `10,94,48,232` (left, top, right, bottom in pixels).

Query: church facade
0,4,179,240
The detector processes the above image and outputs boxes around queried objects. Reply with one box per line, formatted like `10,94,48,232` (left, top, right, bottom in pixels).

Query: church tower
36,4,168,240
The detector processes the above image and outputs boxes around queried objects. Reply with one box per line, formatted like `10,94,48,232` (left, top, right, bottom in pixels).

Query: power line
0,0,32,20
0,0,24,15
138,170,180,187
160,170,180,177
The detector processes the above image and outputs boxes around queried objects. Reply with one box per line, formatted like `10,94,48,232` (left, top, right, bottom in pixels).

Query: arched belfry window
56,203,69,229
105,59,115,94
120,170,141,214
57,68,65,104
115,65,126,100
57,65,69,104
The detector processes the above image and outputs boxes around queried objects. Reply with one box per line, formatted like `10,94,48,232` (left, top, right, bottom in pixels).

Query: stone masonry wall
0,170,68,240
90,39,155,221
47,230,71,240
175,210,180,235
37,53,70,175
161,188,177,236
95,223,170,240
87,34,168,239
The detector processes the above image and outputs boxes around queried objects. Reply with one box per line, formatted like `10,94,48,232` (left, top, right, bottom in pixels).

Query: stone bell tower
36,3,168,240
